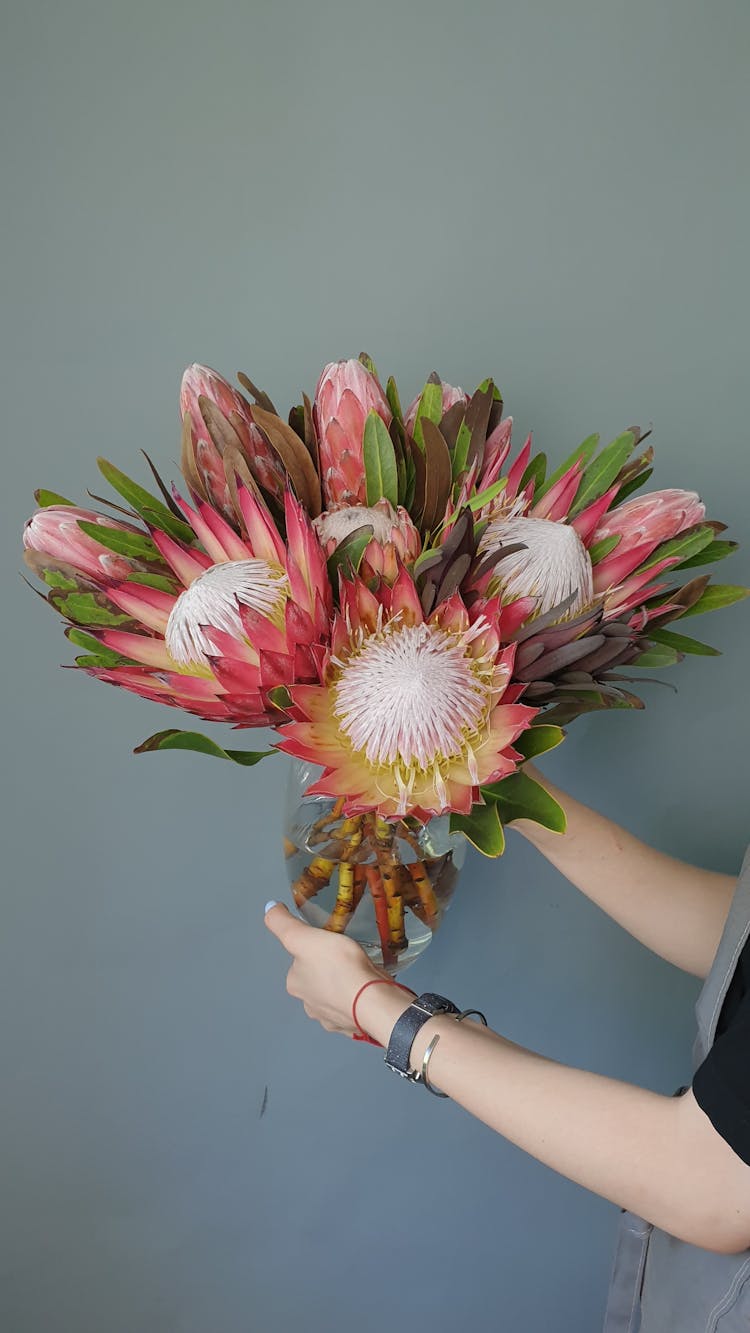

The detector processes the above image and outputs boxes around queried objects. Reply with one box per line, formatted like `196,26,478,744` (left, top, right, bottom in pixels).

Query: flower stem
365,864,396,968
291,856,335,908
406,859,442,929
324,860,356,933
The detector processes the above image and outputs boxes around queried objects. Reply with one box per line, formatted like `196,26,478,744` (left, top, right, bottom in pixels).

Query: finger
263,901,311,954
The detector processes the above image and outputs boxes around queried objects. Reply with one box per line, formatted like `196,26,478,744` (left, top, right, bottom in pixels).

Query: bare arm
512,763,736,978
358,983,750,1255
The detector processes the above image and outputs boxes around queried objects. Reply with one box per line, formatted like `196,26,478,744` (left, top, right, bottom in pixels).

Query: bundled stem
289,806,457,968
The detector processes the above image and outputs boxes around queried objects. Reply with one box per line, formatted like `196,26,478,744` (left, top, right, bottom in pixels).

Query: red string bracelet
351,978,415,1046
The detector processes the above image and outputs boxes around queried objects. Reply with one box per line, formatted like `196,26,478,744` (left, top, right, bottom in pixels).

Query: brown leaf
433,552,472,607
141,451,185,520
439,402,466,450
650,574,711,624
248,405,322,516
420,418,453,532
302,392,321,473
516,634,607,682
614,445,654,487
408,434,427,526
464,383,495,473
486,392,504,437
199,397,246,458
181,414,209,502
236,372,278,415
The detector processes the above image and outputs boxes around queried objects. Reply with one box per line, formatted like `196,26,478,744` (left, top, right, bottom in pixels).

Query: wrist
356,982,414,1046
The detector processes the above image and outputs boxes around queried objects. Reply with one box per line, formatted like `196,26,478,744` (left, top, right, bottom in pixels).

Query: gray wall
2,2,749,1330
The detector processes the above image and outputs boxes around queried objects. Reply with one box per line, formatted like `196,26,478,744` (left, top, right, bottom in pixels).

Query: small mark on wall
259,1084,269,1118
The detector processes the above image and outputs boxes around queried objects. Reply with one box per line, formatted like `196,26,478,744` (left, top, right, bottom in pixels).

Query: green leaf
480,771,566,833
640,525,715,573
630,645,681,668
358,352,380,379
363,412,398,507
127,572,180,593
518,452,547,494
411,383,443,449
589,534,622,565
42,569,78,590
386,375,404,422
77,520,161,562
267,686,292,711
34,488,75,507
612,466,653,505
326,526,373,582
48,590,132,626
569,432,636,518
646,627,720,657
451,420,473,481
139,506,195,543
441,478,508,532
513,725,566,762
679,584,750,619
134,730,273,766
474,377,504,403
677,539,737,570
534,433,600,503
97,458,195,543
66,628,134,667
450,802,506,857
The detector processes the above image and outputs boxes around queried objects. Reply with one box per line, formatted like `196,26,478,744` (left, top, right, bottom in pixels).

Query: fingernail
264,899,279,914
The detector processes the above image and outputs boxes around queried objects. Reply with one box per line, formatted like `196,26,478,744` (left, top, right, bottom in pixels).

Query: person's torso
604,844,750,1333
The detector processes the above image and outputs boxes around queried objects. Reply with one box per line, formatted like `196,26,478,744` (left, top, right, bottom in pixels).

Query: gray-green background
2,2,749,1330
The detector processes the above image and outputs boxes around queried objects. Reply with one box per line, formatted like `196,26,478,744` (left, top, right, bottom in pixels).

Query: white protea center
333,620,492,773
165,558,288,667
314,503,398,547
480,516,594,618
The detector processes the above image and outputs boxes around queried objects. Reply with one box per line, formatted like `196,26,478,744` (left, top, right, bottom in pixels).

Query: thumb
263,900,310,954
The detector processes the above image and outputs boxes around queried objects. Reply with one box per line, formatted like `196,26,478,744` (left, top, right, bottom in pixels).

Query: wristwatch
384,992,460,1083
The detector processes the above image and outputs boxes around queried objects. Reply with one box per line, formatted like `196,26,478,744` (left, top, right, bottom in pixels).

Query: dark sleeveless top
693,934,750,1167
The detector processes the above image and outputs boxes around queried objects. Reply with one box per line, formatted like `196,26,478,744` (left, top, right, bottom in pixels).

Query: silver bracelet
419,1007,489,1098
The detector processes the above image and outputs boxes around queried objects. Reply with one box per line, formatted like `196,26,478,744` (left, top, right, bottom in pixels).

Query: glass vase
282,760,466,973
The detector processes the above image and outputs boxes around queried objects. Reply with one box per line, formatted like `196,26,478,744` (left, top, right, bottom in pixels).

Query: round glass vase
283,759,466,974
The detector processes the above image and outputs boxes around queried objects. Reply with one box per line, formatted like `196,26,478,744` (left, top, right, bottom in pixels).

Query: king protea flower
479,488,706,623
313,359,392,508
23,505,158,584
277,567,537,820
79,487,332,726
313,499,421,582
181,363,288,516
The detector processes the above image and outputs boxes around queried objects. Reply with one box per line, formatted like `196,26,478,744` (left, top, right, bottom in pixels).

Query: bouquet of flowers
23,355,747,969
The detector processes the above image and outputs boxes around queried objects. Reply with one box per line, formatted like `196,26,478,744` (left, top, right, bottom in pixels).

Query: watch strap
384,992,460,1081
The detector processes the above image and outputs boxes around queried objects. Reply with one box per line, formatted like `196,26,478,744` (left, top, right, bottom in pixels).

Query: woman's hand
263,901,398,1036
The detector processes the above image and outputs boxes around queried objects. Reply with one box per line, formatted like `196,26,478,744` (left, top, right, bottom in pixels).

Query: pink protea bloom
181,363,287,510
85,488,332,727
276,567,537,821
313,359,392,508
23,506,146,583
590,489,706,592
313,499,421,582
468,426,707,629
404,379,469,437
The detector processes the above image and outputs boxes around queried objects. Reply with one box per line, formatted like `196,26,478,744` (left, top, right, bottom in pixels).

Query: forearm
360,986,750,1253
513,765,735,978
